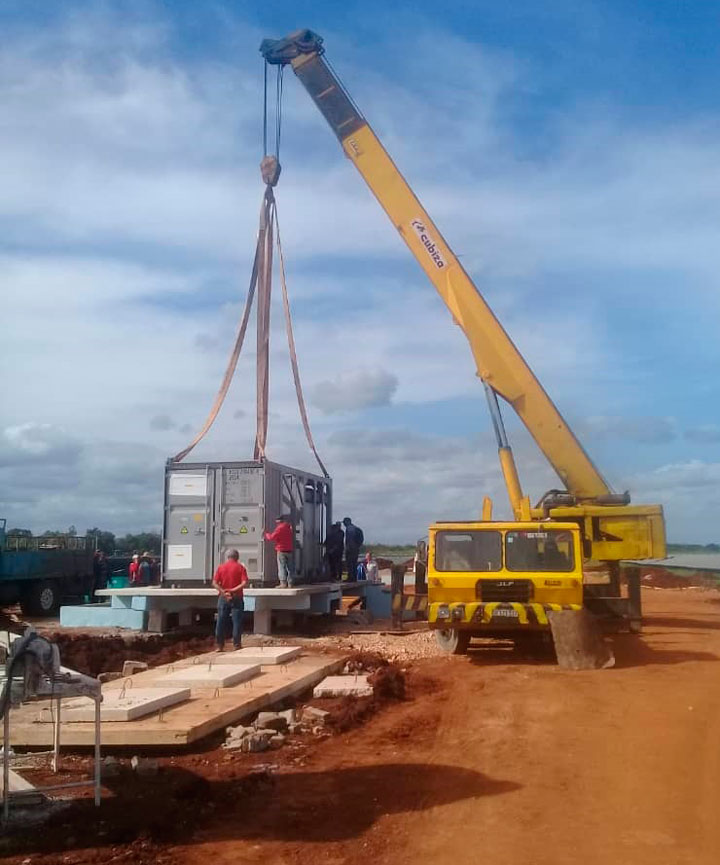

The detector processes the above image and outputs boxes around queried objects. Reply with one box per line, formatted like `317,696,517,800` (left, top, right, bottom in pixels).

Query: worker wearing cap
128,553,140,585
265,515,294,588
212,549,248,651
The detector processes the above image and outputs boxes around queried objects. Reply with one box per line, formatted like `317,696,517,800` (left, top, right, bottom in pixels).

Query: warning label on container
167,544,192,570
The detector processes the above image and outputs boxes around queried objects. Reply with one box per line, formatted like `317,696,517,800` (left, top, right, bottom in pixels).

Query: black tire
434,628,471,655
20,580,62,617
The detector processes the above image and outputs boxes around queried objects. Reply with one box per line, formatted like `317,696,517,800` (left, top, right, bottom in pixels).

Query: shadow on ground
1,762,521,855
610,632,719,668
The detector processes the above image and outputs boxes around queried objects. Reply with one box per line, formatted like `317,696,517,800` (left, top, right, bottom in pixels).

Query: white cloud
310,369,399,414
1,8,718,544
0,423,82,467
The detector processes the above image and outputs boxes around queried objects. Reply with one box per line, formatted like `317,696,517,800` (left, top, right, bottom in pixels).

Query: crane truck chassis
260,30,665,657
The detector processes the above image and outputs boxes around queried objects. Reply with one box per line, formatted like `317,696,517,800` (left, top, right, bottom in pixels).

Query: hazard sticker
239,526,248,534
180,526,189,534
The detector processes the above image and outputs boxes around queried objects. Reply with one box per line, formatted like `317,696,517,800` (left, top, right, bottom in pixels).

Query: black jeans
346,548,360,581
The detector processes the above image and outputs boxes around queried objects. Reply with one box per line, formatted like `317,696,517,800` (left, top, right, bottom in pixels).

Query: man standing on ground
265,515,294,587
342,517,364,582
212,549,248,651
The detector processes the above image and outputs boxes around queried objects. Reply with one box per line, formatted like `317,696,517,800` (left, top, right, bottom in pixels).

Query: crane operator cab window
435,530,502,572
505,531,574,572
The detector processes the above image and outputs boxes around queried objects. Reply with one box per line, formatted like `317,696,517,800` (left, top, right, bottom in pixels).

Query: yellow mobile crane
261,31,666,654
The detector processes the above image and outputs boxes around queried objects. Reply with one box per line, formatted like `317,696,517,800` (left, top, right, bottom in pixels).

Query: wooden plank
6,652,344,748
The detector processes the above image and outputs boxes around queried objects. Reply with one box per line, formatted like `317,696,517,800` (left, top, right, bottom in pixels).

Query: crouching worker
212,549,248,651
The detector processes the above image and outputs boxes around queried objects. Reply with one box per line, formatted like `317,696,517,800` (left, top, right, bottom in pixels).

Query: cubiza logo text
410,219,447,269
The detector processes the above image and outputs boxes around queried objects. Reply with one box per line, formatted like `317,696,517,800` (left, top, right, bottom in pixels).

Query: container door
282,472,305,579
217,467,265,582
163,469,212,582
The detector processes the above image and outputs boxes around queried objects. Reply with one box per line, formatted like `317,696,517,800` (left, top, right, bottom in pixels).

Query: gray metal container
162,460,331,586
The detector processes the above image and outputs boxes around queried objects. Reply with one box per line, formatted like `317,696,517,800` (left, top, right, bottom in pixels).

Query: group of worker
262,513,371,587
128,552,161,586
212,512,379,651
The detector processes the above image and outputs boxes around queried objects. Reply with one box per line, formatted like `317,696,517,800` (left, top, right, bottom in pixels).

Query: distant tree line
667,543,720,553
7,526,161,555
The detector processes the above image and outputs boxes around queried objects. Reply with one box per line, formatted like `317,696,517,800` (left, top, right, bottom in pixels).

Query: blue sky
1,0,719,543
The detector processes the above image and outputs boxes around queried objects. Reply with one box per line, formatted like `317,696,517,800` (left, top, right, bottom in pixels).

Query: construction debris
313,675,374,698
254,711,288,732
130,756,159,777
301,706,329,726
122,660,149,676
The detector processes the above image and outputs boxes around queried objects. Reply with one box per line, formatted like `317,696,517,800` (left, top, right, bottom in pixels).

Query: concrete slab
313,675,374,698
9,652,345,748
37,687,191,722
210,646,301,666
59,603,146,630
154,663,260,690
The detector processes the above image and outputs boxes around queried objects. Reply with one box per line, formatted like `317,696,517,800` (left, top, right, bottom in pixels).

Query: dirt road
177,588,720,865
4,588,720,865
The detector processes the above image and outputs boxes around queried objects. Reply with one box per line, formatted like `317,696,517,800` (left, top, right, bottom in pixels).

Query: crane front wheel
434,628,471,655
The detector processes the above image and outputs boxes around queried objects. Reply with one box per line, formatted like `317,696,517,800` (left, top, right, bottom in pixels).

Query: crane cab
427,521,584,653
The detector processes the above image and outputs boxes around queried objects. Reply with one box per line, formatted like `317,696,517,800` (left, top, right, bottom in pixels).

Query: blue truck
0,519,95,616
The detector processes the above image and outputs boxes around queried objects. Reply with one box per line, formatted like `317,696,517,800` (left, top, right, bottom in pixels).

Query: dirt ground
3,587,720,865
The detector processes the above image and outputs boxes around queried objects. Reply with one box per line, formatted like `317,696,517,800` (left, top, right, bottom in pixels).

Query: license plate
493,608,519,618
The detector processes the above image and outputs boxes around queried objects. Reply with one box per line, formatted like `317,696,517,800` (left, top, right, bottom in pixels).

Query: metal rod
94,697,101,807
483,382,509,448
3,705,10,822
52,696,61,773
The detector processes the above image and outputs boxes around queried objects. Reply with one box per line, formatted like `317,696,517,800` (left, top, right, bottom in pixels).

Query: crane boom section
286,49,610,501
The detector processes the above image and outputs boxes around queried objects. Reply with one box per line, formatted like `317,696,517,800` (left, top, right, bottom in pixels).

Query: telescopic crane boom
261,30,665,564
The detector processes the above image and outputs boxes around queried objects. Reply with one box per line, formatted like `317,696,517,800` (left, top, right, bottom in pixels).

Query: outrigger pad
548,609,615,670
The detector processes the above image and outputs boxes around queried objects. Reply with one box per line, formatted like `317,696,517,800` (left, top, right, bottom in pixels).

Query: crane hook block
260,30,324,65
260,155,282,187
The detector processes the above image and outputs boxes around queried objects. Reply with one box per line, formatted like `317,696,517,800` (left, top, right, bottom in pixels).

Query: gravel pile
311,629,444,662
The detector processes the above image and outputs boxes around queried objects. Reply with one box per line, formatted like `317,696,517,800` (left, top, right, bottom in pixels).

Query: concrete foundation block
253,607,273,635
211,646,301,666
38,688,191,723
313,675,373,698
147,609,167,633
154,663,260,690
59,604,146,630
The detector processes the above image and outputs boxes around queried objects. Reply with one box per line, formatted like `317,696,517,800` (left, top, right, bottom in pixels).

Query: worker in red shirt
128,553,140,585
264,515,294,588
212,549,249,650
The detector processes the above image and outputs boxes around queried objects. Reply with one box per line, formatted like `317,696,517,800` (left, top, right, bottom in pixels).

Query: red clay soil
3,588,720,865
48,633,216,677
